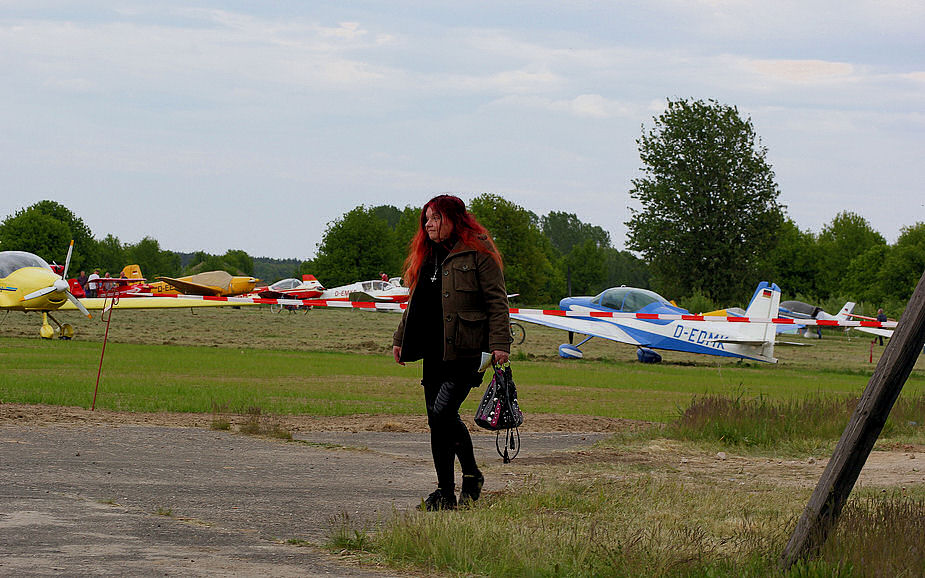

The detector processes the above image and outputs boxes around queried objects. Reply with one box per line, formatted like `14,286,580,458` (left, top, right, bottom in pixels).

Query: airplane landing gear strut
40,312,75,339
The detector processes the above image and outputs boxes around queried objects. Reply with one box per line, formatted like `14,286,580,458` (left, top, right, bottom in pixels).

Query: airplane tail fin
744,282,782,318
834,302,856,321
744,282,781,360
301,274,326,291
121,264,144,280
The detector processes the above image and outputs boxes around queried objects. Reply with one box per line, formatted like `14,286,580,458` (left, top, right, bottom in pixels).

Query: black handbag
474,362,523,462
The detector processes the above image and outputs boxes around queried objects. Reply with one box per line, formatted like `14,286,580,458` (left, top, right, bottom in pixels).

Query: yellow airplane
149,270,258,297
1,242,255,339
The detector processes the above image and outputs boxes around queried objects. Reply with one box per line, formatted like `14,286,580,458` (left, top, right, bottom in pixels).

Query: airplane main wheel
558,344,583,359
40,324,55,339
60,324,75,340
636,348,662,364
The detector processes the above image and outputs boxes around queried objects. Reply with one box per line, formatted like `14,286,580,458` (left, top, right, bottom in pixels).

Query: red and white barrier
126,293,900,329
510,308,898,328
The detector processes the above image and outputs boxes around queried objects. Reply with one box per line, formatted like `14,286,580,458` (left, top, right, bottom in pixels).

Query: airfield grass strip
2,337,924,420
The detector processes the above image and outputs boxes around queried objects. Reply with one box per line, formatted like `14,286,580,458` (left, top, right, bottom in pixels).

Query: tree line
2,98,921,315
300,196,649,305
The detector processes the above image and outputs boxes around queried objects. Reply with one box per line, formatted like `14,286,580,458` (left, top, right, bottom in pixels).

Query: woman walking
392,194,511,510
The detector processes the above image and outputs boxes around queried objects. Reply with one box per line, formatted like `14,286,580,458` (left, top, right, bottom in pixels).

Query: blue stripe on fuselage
573,316,750,359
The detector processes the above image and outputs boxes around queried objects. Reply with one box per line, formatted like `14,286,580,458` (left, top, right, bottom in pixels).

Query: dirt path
0,404,641,576
2,403,923,576
0,402,648,433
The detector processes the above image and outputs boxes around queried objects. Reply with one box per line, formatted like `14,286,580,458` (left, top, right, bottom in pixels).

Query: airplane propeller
20,240,91,318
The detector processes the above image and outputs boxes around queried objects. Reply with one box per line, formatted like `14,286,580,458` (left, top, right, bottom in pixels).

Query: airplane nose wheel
40,312,74,339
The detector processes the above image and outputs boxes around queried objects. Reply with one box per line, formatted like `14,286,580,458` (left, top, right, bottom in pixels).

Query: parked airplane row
1,244,897,363
62,265,408,304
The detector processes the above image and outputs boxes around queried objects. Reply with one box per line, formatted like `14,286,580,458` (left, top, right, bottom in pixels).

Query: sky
1,1,923,262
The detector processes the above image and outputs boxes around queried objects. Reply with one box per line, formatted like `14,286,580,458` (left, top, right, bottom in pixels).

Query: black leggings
422,359,483,491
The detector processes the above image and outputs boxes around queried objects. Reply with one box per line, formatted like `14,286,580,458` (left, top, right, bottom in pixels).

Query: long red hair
402,195,502,292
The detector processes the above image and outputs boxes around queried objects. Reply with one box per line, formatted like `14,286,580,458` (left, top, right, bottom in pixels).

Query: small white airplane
1,243,256,339
511,282,782,363
315,276,409,303
773,300,857,338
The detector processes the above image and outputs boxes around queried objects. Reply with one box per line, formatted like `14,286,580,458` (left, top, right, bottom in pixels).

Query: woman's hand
492,349,509,366
392,345,404,365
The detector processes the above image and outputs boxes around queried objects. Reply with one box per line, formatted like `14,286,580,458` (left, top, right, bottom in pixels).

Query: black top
416,242,450,359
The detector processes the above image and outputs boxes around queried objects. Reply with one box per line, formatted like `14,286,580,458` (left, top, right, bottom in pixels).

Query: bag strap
492,361,520,462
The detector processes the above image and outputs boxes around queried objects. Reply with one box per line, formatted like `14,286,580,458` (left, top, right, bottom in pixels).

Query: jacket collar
446,234,489,257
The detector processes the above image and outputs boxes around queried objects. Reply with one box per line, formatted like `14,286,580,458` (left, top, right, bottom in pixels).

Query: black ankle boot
420,487,457,511
458,471,484,507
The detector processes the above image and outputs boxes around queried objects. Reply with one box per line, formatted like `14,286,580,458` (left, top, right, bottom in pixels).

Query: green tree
841,244,890,304
625,98,784,304
0,211,71,264
371,205,403,230
765,218,822,299
223,249,254,276
393,206,422,277
124,237,180,278
95,234,126,275
816,211,886,298
602,248,650,291
469,194,563,303
252,257,302,284
563,239,607,295
184,251,226,275
541,211,610,256
876,222,925,302
306,206,403,287
0,200,96,270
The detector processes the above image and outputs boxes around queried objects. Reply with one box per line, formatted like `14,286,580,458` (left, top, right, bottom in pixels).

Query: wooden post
780,269,925,570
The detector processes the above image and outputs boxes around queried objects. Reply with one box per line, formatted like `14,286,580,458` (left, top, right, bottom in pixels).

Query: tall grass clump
336,475,925,577
812,494,925,577
346,476,799,577
665,393,925,453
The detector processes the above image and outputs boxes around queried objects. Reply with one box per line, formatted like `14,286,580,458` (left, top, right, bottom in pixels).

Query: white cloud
487,93,633,119
1,2,923,259
747,59,857,84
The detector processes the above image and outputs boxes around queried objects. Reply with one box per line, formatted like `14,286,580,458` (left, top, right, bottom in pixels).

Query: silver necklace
430,253,439,283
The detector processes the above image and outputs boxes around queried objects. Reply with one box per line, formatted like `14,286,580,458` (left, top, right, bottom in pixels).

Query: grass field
2,306,923,421
4,305,925,576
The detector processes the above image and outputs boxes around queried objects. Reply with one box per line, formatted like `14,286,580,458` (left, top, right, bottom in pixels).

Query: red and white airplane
256,274,325,300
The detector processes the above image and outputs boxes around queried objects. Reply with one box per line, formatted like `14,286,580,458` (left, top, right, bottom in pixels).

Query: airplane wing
349,291,392,303
155,277,223,296
510,312,644,346
60,297,258,310
851,326,894,338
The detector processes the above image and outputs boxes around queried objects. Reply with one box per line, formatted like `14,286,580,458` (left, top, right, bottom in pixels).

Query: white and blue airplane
510,282,782,363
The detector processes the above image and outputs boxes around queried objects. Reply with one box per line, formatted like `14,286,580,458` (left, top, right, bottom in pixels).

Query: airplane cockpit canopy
361,280,393,292
269,278,301,291
592,287,671,312
0,251,53,278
